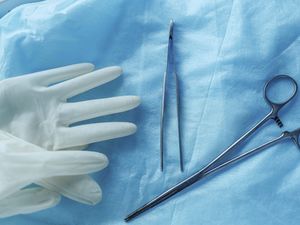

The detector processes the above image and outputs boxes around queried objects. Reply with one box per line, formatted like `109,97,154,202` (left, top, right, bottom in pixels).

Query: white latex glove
0,63,140,205
0,130,108,217
0,187,60,218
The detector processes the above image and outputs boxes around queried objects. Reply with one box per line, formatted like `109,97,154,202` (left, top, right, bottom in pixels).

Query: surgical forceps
125,75,299,222
160,20,183,171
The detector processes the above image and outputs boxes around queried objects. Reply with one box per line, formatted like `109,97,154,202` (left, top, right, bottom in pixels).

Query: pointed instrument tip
124,211,139,222
169,19,174,40
124,216,131,222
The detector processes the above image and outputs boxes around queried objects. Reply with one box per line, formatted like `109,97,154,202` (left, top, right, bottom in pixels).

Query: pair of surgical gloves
0,63,140,217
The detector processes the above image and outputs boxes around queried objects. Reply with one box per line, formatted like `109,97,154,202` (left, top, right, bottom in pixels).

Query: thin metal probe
125,132,287,222
160,19,183,171
159,23,171,171
160,68,167,171
170,20,183,172
175,71,183,171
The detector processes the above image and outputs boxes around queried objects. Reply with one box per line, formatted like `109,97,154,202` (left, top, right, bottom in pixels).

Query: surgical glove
0,130,108,217
0,63,140,205
0,187,60,218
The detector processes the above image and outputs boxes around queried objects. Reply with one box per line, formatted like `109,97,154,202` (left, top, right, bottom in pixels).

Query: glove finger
37,175,102,205
29,63,95,86
4,150,108,177
50,66,122,99
59,144,88,151
0,130,108,174
60,96,140,125
0,131,108,198
0,187,61,218
0,150,108,198
55,122,137,149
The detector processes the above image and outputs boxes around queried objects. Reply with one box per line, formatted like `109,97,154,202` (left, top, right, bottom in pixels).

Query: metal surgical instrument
125,75,298,222
160,20,183,172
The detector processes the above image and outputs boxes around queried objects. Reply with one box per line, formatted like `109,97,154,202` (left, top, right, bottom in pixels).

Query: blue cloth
0,0,41,18
1,0,300,224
